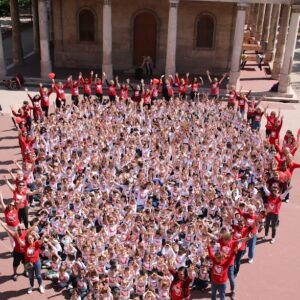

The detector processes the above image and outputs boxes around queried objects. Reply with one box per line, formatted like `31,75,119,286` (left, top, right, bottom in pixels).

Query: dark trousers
18,206,29,228
72,95,79,106
265,213,279,238
42,106,49,117
234,249,246,276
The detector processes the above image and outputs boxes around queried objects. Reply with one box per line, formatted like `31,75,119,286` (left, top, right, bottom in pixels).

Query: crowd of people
0,70,300,300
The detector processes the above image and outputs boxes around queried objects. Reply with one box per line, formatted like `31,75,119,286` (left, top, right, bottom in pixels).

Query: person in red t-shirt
264,110,280,138
80,71,93,100
16,232,46,294
169,265,194,300
38,83,53,117
0,221,28,281
218,232,240,298
175,72,189,100
129,79,144,103
68,75,81,106
282,129,299,153
226,87,238,109
246,96,262,125
0,191,19,249
237,204,259,263
117,79,129,102
5,176,38,229
207,70,227,99
188,76,204,101
263,184,292,243
208,242,237,300
232,218,252,276
52,78,68,109
94,74,104,104
11,101,33,133
268,116,283,146
104,72,117,102
25,89,43,123
251,106,267,131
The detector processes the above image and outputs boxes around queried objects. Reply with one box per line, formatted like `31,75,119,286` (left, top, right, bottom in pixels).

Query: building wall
177,2,235,73
53,0,103,69
52,0,235,74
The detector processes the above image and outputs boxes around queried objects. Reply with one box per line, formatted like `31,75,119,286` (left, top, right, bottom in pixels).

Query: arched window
79,9,95,42
196,14,214,48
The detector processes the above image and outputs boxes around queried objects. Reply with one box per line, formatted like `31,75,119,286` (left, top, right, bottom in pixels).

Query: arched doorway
133,12,157,67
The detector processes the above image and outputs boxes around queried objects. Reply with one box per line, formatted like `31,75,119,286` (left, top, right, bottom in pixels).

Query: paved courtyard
0,25,300,300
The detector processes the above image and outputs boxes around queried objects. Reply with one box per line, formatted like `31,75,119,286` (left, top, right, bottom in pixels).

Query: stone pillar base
102,64,113,80
40,60,52,79
265,50,274,62
229,71,241,89
278,73,289,93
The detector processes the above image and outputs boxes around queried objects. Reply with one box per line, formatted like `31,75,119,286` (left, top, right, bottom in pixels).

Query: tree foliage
0,0,31,17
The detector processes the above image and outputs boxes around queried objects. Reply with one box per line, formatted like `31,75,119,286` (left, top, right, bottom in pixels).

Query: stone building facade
1,0,300,93
52,0,236,74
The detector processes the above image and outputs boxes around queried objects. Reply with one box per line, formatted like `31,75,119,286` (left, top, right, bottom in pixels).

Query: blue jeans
211,282,226,300
28,259,42,287
227,265,235,291
234,249,246,276
247,234,257,259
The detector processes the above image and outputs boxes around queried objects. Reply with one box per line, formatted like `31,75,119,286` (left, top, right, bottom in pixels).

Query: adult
52,78,69,109
263,184,292,243
4,176,37,229
0,191,19,249
0,221,28,281
206,70,227,99
208,242,237,300
15,231,46,293
38,83,53,117
169,265,194,300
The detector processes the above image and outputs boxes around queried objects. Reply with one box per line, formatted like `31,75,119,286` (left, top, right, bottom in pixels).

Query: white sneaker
248,258,254,264
27,287,33,294
270,238,275,244
262,236,267,241
39,285,45,294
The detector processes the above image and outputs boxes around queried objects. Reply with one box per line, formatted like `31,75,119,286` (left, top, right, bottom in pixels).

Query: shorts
13,250,25,267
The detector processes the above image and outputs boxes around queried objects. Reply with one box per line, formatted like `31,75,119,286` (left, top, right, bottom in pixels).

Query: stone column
32,0,40,52
255,3,266,41
261,4,272,52
271,5,291,79
229,3,247,88
38,0,52,78
250,3,259,34
265,4,281,62
10,0,24,65
278,5,300,93
102,0,113,80
0,28,6,77
165,0,180,76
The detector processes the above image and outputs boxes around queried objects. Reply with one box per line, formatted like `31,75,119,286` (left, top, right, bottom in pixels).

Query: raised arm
206,70,212,83
4,176,15,192
0,191,6,211
0,220,18,239
219,73,227,85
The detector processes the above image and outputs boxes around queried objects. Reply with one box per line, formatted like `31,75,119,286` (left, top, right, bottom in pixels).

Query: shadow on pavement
0,145,20,150
0,251,11,260
0,136,18,140
191,288,211,299
0,160,14,165
0,274,13,285
0,288,31,299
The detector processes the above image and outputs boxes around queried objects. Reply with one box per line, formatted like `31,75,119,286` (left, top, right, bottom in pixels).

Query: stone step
242,43,262,52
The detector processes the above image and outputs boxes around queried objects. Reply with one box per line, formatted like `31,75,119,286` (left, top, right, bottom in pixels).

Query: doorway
133,12,157,67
